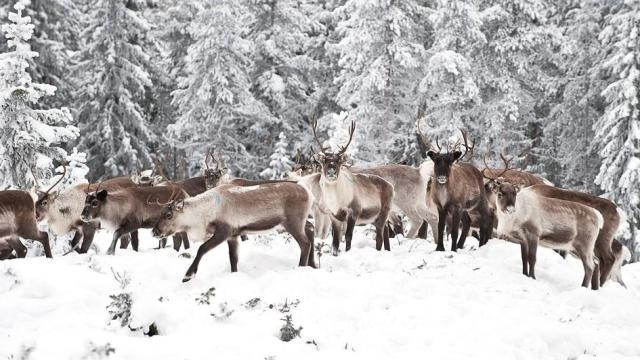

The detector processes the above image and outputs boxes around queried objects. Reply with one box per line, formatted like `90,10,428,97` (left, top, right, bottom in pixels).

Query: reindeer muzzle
437,176,447,184
152,227,162,237
504,205,516,214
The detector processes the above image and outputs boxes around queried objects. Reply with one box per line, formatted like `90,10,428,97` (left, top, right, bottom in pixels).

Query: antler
337,120,356,156
310,117,329,153
44,163,67,194
153,158,169,181
481,153,514,180
457,129,475,160
213,149,224,170
147,183,179,206
30,167,41,189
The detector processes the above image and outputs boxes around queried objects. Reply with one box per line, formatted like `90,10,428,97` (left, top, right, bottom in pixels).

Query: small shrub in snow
144,323,159,337
244,297,261,309
196,287,216,305
83,342,115,359
279,315,302,342
107,270,132,327
8,345,35,360
315,241,329,268
179,252,192,258
276,298,300,313
211,302,235,320
107,293,133,327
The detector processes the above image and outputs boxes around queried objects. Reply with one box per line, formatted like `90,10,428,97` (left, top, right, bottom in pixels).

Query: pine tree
169,0,277,177
260,132,293,179
74,0,161,180
0,0,78,189
594,0,640,260
330,0,430,164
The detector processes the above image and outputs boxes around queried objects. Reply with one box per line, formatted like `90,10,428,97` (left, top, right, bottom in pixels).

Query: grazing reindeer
609,240,631,287
0,190,52,258
35,170,152,253
80,184,189,255
419,127,493,251
528,184,622,287
487,170,603,288
351,163,438,240
151,182,316,282
298,119,394,255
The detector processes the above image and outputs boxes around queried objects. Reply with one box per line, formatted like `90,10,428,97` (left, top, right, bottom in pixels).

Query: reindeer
80,184,189,255
527,184,623,288
609,240,631,287
0,190,51,258
419,126,493,251
486,166,603,288
297,119,394,255
350,163,438,240
151,182,316,282
35,168,155,253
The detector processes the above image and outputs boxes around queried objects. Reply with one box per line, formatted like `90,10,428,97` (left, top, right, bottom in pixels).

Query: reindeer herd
0,121,631,289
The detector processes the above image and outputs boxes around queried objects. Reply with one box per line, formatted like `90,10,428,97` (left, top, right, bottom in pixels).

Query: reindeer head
311,118,356,183
417,121,473,185
482,154,518,214
285,147,319,179
80,182,108,222
151,185,186,237
34,165,67,221
203,149,227,190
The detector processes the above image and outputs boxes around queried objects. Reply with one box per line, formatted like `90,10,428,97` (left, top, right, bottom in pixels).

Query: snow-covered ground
1,229,640,360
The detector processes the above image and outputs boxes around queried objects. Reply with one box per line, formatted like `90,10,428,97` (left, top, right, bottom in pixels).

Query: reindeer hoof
182,273,195,282
435,246,445,252
332,248,339,257
106,248,116,256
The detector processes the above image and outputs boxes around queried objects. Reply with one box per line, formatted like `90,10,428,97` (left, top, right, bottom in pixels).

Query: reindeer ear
426,151,436,160
452,151,463,161
97,190,108,201
174,199,185,211
340,153,348,163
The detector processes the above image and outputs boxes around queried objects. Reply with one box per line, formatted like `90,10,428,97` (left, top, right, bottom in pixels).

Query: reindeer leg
576,245,595,289
120,233,131,249
450,209,461,252
107,228,126,255
79,223,97,254
182,232,191,250
457,212,471,249
591,261,600,290
172,233,182,251
383,225,390,250
7,236,27,258
24,223,52,258
526,236,537,280
183,224,230,282
436,208,446,252
330,220,342,256
130,230,139,252
304,221,317,268
520,242,529,277
227,237,239,272
345,215,356,252
417,221,428,239
70,230,82,250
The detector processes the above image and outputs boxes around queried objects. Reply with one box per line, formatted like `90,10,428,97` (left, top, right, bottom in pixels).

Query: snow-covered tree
594,0,640,260
260,132,293,179
74,0,161,180
0,0,78,189
169,0,277,177
330,0,430,164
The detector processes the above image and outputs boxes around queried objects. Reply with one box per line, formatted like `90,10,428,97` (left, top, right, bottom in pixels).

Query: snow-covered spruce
0,0,78,189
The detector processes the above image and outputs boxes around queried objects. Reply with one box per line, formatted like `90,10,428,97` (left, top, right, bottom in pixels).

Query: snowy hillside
1,230,639,360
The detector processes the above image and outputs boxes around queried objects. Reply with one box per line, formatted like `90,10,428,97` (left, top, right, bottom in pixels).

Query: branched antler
481,153,514,181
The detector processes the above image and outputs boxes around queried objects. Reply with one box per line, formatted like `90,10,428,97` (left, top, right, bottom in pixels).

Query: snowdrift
1,229,639,360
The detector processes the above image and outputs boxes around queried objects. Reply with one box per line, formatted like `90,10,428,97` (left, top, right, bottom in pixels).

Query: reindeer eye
41,200,47,206
165,211,173,219
91,199,99,207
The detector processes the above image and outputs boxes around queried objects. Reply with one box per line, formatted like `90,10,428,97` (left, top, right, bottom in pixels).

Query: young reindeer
151,182,316,282
0,190,52,258
35,169,155,254
298,119,394,255
80,184,189,255
419,126,493,251
486,162,603,288
527,184,623,288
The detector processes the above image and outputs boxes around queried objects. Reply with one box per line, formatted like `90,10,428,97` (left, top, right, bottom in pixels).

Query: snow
1,229,639,360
